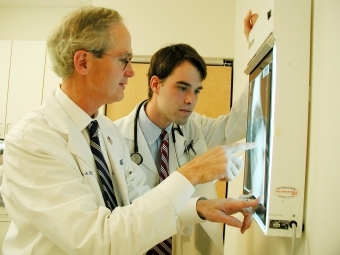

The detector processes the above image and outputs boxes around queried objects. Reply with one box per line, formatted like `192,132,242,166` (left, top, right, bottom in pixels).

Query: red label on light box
274,186,299,198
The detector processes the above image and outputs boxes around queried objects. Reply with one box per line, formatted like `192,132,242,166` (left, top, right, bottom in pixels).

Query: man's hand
196,197,260,234
244,10,259,42
178,142,256,185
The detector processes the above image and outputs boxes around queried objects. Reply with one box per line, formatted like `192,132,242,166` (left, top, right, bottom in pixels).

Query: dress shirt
139,102,173,170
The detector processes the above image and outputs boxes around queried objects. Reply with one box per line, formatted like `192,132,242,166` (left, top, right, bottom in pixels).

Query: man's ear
74,50,89,75
150,75,161,95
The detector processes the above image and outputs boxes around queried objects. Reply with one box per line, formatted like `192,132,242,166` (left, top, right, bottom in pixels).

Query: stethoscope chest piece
131,152,143,165
130,99,186,167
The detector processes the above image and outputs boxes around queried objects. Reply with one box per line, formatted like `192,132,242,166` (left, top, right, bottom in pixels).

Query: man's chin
107,94,124,105
174,118,190,126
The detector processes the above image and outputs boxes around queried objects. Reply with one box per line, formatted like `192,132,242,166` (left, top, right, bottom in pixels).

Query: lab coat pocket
177,148,189,167
123,163,150,203
125,170,136,183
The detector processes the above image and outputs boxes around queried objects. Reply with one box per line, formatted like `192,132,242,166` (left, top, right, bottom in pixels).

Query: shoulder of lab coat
183,89,248,150
1,94,194,255
114,104,137,140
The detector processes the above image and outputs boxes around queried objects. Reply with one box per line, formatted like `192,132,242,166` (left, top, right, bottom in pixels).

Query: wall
227,0,340,255
0,7,79,40
305,0,340,253
92,0,235,60
0,2,235,59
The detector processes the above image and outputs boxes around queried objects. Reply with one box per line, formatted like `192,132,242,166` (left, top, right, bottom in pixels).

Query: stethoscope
130,100,196,166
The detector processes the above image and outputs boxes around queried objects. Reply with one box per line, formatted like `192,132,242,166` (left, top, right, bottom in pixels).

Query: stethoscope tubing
131,100,185,165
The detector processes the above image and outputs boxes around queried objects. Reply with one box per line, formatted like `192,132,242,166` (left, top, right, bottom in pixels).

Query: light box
243,0,311,238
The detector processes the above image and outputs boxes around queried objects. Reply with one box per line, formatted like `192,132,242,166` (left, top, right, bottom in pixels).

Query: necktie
159,130,170,182
88,120,117,211
152,130,172,255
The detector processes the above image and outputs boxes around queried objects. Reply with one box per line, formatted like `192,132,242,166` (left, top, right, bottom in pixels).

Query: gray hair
47,6,123,78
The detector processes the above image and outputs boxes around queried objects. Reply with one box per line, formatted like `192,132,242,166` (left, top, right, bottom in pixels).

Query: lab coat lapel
40,93,107,208
97,117,126,206
136,122,158,174
41,93,94,170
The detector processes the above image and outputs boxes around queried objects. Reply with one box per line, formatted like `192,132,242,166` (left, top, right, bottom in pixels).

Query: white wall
92,0,236,60
228,0,340,255
0,7,80,40
304,0,340,254
0,2,235,59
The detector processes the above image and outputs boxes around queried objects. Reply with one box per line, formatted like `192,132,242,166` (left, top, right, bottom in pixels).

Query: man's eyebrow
120,52,133,58
177,81,203,90
177,81,191,87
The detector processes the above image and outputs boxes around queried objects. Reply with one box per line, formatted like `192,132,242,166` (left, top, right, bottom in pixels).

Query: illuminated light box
243,0,311,238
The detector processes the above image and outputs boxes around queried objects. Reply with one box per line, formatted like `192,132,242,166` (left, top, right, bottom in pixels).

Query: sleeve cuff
178,197,206,226
156,171,195,217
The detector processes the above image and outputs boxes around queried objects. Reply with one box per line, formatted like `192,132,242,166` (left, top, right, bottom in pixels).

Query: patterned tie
152,130,172,255
88,120,117,211
159,130,170,182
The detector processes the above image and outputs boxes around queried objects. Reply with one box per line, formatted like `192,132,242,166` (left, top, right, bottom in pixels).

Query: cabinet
0,206,10,252
5,41,47,137
0,221,10,252
0,41,12,138
43,50,62,103
0,40,62,139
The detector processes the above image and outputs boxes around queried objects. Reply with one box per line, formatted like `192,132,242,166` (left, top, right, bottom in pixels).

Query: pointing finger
224,142,256,155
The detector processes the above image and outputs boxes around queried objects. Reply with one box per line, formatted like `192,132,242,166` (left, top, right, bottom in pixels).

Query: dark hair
147,43,207,100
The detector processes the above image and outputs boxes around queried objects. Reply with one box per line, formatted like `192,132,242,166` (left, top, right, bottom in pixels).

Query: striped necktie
88,120,117,211
151,130,172,255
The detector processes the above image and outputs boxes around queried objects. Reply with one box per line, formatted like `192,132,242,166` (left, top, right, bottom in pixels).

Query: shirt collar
139,102,173,147
55,86,93,131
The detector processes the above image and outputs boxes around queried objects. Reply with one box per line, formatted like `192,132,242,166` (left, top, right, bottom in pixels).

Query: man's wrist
196,197,208,220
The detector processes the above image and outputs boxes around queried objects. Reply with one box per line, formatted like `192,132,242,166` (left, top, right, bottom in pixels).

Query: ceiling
0,0,92,7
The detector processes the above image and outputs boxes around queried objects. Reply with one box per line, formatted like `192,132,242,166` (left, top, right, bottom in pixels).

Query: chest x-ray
244,50,273,225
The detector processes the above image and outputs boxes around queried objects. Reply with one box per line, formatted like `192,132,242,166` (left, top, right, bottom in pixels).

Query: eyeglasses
103,52,132,70
88,50,132,71
117,56,132,71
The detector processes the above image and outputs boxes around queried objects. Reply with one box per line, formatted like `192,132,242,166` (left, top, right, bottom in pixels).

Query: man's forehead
109,23,132,56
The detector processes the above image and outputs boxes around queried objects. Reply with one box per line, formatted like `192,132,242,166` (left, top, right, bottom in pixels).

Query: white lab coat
114,89,248,255
1,91,196,255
